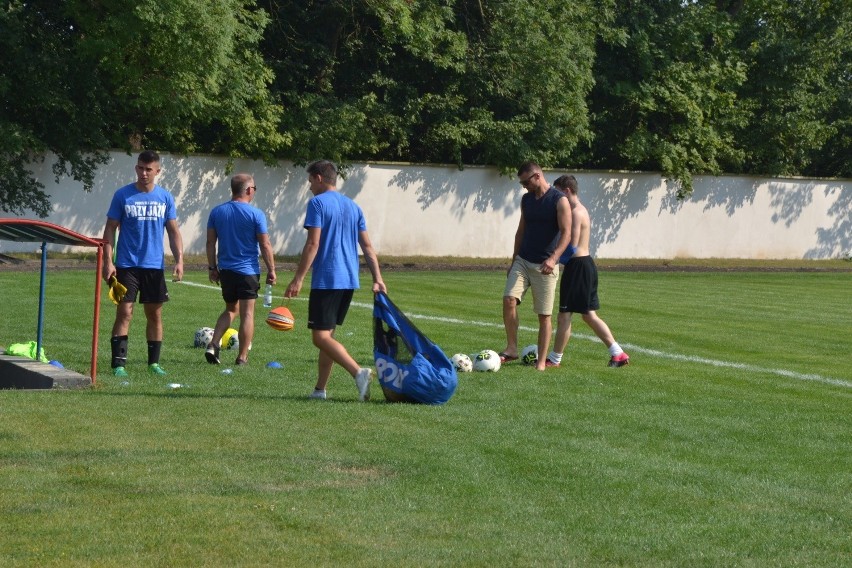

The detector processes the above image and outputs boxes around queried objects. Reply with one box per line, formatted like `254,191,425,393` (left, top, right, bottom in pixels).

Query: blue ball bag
373,292,458,404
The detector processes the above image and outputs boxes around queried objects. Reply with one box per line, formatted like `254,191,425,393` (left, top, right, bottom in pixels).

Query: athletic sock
548,351,563,364
147,340,162,365
608,343,623,357
111,335,128,368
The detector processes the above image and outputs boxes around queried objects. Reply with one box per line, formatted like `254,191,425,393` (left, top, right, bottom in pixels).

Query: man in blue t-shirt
102,150,184,378
284,160,386,401
205,173,277,366
500,161,572,371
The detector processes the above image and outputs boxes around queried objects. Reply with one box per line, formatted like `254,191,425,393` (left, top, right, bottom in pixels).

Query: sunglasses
519,172,539,187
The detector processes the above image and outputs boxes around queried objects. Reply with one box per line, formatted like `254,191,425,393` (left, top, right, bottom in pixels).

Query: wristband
208,266,217,271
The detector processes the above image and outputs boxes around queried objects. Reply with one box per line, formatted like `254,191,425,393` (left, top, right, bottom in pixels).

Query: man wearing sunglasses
500,161,572,371
205,174,277,366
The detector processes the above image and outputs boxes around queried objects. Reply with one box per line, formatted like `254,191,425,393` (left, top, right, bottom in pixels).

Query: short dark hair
553,175,578,195
230,173,253,195
307,160,338,184
517,161,540,177
138,150,160,164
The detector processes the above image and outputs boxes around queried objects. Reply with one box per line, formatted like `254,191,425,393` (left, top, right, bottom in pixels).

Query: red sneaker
544,359,560,368
608,352,630,367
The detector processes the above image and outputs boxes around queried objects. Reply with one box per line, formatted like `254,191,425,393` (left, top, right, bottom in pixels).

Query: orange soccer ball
266,306,295,331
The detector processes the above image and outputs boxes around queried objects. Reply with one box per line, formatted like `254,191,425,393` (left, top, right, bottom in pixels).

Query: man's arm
359,230,386,294
257,232,277,285
542,196,572,273
165,219,184,282
285,227,320,298
508,214,525,277
206,227,219,284
101,218,119,281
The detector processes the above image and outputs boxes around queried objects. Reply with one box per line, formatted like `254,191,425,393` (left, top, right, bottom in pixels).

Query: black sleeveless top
518,186,564,263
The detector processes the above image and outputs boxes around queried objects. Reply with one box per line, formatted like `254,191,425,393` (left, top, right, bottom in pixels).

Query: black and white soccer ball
451,353,473,373
194,327,214,348
520,344,538,365
473,349,501,372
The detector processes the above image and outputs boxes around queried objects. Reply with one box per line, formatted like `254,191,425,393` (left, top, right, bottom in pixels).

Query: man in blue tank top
500,161,572,371
284,160,387,401
205,173,277,366
102,150,184,378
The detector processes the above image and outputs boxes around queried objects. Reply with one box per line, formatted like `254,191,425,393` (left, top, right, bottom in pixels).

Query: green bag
7,341,49,363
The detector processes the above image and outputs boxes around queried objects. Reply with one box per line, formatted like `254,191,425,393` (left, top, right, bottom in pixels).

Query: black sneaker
205,345,220,364
235,357,248,366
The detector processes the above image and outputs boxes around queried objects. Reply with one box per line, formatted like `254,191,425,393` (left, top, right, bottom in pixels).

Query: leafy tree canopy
1,0,849,216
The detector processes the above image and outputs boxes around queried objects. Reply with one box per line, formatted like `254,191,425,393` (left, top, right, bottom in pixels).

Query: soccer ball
194,327,214,348
451,353,473,373
473,349,501,372
520,344,538,365
221,328,239,350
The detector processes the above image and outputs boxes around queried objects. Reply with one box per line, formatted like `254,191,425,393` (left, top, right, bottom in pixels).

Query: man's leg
111,302,134,337
501,296,520,359
534,313,552,371
206,301,237,364
582,311,629,366
210,301,237,348
582,311,615,347
311,328,359,391
236,298,255,363
548,311,573,366
143,303,166,373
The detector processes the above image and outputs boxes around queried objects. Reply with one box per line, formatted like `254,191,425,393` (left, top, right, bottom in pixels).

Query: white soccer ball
473,349,501,372
194,327,214,348
221,328,239,350
520,344,538,366
451,353,473,373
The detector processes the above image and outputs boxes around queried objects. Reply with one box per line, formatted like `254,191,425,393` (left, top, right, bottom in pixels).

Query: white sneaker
354,368,372,401
308,389,327,400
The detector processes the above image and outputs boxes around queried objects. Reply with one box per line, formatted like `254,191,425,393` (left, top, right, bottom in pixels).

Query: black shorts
116,267,169,304
558,256,600,314
219,270,260,303
308,289,354,331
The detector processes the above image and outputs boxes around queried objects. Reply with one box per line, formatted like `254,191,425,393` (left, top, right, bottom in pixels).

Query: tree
0,0,285,218
732,0,852,178
582,0,749,197
0,1,112,217
259,0,609,172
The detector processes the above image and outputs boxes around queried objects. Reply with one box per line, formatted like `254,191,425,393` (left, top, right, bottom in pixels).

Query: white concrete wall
3,151,850,259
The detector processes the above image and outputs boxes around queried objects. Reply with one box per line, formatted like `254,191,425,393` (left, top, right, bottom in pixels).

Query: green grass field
1,267,849,567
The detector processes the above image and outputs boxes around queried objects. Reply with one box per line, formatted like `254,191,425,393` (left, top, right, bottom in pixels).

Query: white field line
178,281,852,389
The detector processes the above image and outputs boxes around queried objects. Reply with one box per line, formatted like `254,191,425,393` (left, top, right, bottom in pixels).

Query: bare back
570,196,591,257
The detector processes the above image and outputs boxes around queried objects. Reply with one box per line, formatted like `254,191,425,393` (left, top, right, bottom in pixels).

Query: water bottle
263,283,273,307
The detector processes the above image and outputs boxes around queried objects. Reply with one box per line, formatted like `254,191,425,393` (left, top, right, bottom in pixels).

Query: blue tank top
518,186,565,264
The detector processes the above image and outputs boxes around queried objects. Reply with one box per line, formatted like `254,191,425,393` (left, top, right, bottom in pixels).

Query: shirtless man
545,175,630,368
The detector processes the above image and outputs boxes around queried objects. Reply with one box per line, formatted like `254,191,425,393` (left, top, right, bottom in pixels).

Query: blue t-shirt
304,191,366,290
518,186,565,264
207,201,269,275
107,184,177,269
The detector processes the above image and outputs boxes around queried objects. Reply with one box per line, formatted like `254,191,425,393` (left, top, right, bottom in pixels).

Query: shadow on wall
12,151,851,259
388,165,521,220
811,184,851,258
163,156,311,256
587,175,654,256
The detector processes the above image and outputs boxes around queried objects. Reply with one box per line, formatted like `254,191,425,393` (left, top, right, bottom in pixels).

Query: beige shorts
503,257,559,315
